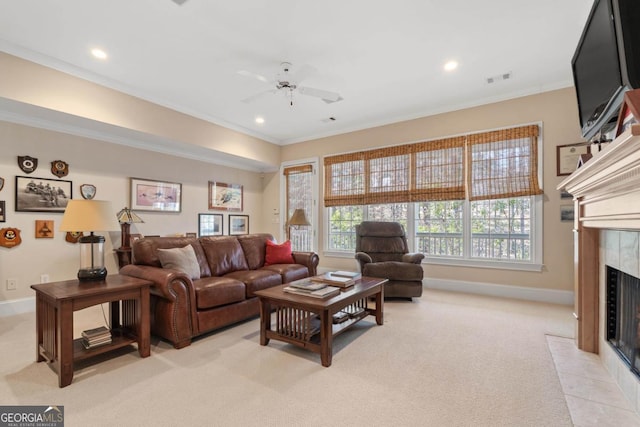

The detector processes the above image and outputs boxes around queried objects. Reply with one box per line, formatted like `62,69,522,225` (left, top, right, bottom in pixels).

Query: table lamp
60,200,119,281
287,208,310,240
116,207,144,249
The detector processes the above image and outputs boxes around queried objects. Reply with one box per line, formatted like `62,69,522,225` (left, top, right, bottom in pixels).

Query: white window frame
280,158,319,251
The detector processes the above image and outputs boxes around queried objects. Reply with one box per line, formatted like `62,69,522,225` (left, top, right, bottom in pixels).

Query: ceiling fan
238,62,343,106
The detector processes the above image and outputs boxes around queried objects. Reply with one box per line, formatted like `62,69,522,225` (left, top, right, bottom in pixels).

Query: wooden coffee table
255,276,386,367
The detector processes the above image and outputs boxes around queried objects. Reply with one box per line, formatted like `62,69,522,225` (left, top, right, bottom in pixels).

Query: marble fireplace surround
559,125,640,414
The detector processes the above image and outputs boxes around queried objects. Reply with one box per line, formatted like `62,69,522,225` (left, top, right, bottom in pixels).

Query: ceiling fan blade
237,69,271,84
298,86,342,103
289,64,316,84
241,89,278,104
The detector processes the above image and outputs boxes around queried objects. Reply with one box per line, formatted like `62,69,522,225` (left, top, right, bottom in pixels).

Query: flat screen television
571,0,640,140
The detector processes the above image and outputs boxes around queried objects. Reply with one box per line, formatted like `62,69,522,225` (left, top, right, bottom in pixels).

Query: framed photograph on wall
208,181,243,211
556,144,590,176
15,176,72,213
560,205,575,222
199,213,223,236
229,215,249,235
0,201,5,222
130,177,181,212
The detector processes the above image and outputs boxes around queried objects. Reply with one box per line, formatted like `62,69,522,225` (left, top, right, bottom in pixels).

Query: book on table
286,278,328,291
283,285,340,299
331,271,362,280
310,272,356,288
81,325,112,349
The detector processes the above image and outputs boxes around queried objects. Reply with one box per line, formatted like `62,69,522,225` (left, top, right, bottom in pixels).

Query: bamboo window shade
323,124,542,207
467,125,542,201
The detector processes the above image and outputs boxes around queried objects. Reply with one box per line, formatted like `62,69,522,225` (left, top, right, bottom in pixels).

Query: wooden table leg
320,310,333,367
375,287,384,325
139,288,150,358
35,294,45,362
58,300,74,387
259,299,270,346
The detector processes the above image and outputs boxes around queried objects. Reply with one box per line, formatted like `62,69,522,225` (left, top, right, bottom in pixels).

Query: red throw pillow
265,240,295,265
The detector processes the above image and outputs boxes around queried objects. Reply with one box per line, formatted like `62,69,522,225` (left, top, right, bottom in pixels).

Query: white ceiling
0,0,594,146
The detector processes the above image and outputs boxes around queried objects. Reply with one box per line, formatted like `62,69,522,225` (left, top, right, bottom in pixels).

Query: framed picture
80,184,96,200
208,181,243,211
556,144,590,176
560,205,575,222
0,201,5,222
35,220,54,238
130,177,181,212
615,89,640,137
15,176,72,213
199,213,223,236
229,214,249,235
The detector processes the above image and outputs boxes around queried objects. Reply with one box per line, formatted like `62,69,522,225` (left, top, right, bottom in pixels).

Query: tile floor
547,335,640,426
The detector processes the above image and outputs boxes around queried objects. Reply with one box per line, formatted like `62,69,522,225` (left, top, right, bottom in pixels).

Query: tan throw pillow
157,245,200,280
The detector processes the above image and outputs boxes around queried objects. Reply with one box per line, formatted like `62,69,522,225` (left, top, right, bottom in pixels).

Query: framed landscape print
15,176,71,213
208,181,243,211
229,215,249,235
199,213,223,236
130,177,181,212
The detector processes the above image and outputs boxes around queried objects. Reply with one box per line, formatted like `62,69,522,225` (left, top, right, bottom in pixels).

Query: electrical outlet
40,274,50,283
6,278,17,290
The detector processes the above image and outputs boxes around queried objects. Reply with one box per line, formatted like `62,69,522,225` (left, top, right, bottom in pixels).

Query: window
283,163,316,251
324,125,542,268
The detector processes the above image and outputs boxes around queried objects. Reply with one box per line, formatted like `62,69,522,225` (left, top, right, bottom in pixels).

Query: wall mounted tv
572,0,640,141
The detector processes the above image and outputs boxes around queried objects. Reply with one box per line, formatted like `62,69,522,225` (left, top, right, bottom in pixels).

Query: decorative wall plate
0,227,22,248
51,160,69,178
65,231,83,243
80,184,96,200
18,156,38,174
36,220,54,238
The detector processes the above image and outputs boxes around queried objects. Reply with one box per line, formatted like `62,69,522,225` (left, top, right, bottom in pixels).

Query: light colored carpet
1,289,574,426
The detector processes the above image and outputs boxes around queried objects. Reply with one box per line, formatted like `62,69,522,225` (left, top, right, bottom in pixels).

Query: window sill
423,257,543,272
323,251,543,272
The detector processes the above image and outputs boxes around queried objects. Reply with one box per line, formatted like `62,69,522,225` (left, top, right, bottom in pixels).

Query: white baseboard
425,278,573,305
0,296,35,317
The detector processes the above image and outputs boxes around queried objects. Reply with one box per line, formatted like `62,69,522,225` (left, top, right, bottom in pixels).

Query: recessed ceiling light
91,48,108,60
444,60,458,71
255,116,265,124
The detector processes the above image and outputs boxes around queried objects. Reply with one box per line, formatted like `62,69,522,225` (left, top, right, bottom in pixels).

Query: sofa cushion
157,245,201,280
193,276,246,309
201,236,249,276
225,270,282,297
237,233,273,270
261,264,310,284
264,239,295,265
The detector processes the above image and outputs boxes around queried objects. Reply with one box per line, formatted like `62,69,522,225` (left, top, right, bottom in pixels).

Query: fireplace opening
606,265,640,378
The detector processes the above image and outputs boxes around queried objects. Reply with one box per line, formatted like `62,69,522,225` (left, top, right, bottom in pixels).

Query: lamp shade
60,200,120,232
116,207,144,224
288,208,311,226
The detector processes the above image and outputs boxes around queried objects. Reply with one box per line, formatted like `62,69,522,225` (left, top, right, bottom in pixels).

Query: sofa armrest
291,251,320,276
402,252,425,264
355,252,373,264
120,264,198,347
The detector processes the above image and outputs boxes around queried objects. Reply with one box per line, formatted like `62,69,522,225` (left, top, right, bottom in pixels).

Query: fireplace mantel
558,125,640,229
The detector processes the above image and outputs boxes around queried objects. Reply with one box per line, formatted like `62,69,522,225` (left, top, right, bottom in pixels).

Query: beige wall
0,121,268,302
272,87,582,294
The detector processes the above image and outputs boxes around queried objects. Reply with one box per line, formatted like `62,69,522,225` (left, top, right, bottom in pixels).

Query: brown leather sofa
120,234,319,348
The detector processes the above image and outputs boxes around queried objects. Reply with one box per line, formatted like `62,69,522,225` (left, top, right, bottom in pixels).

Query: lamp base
78,267,107,282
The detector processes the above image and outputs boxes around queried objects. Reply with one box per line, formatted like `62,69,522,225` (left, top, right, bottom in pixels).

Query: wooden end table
31,274,152,387
255,276,386,367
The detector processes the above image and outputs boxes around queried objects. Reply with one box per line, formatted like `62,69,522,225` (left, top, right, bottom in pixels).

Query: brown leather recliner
355,221,424,299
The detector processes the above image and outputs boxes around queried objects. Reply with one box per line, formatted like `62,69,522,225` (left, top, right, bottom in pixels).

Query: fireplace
606,266,640,379
558,125,640,416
